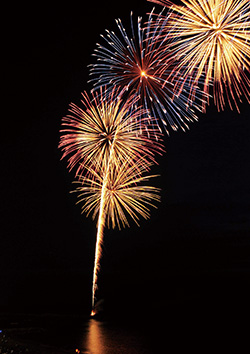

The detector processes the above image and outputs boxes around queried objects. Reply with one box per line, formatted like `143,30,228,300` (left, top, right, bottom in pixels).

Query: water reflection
81,318,149,354
86,319,106,353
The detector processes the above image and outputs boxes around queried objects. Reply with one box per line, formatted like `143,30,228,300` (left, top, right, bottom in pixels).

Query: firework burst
75,161,160,230
89,11,205,134
59,87,163,177
149,0,250,111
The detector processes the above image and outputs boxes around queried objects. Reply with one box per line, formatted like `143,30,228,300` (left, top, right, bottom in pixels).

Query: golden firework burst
59,87,163,176
149,0,250,111
74,160,160,230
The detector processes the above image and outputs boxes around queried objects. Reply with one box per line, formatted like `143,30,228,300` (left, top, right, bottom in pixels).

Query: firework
59,87,163,177
59,87,163,313
74,159,160,311
89,11,205,134
149,0,250,111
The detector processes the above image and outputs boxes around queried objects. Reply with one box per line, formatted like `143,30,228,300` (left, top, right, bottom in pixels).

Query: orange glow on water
86,319,103,352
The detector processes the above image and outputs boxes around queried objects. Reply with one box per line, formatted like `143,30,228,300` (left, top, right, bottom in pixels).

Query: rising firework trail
74,160,161,312
59,88,163,313
89,11,205,134
149,0,250,111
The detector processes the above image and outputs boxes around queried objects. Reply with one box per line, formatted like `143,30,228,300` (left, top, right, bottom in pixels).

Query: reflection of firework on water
59,87,163,177
59,87,163,312
149,0,250,111
89,11,205,134
74,159,160,311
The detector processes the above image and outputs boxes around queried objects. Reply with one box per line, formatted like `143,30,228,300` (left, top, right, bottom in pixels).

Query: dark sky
1,1,250,317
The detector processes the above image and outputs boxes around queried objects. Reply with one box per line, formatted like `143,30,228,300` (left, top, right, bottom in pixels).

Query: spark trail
91,129,116,311
76,158,161,313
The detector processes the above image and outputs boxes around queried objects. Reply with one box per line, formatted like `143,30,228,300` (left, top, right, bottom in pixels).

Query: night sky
2,1,250,320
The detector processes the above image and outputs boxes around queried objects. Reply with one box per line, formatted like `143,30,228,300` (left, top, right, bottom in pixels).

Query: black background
1,0,250,322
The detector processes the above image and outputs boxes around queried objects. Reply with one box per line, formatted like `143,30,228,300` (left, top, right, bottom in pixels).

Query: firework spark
149,0,250,111
74,159,161,310
59,88,163,177
89,11,205,134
